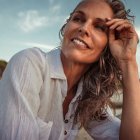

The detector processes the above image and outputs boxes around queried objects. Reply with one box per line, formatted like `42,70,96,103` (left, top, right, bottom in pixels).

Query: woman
0,0,139,140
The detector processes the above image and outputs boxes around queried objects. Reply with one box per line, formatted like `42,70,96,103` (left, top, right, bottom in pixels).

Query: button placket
64,130,67,135
64,119,69,123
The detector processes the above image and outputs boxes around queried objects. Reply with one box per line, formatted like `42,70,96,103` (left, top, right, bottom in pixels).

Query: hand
106,18,139,68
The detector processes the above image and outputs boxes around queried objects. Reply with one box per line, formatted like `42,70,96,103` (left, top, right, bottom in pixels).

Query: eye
71,15,85,23
95,24,108,32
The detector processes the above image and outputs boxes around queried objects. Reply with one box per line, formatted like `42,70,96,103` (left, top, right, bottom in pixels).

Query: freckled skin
61,0,114,65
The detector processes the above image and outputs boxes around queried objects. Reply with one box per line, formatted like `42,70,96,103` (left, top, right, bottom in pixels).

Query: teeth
73,38,88,48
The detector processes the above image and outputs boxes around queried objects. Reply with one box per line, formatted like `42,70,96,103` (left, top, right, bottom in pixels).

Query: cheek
94,43,107,59
94,33,108,49
63,21,79,38
92,36,108,60
62,23,77,47
62,29,70,47
63,22,72,36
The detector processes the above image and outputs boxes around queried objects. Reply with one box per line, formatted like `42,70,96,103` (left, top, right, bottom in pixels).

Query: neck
61,52,90,92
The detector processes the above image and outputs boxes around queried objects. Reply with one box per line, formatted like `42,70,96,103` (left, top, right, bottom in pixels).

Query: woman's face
61,0,114,64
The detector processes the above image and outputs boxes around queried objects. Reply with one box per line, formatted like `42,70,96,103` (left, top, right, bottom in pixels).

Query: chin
61,47,99,64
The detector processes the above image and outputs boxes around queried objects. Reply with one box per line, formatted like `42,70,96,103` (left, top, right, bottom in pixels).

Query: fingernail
106,18,111,21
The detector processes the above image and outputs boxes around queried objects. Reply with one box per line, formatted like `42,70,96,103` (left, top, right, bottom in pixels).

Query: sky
0,0,140,75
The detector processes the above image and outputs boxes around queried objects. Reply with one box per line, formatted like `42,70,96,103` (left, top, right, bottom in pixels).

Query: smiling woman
0,0,140,140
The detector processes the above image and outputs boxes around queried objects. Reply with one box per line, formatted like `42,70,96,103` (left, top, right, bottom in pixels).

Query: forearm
119,60,140,140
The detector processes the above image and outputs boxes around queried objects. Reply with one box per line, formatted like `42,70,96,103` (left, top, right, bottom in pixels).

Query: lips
71,38,90,49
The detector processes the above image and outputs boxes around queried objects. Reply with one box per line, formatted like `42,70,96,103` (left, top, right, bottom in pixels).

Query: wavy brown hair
59,0,134,127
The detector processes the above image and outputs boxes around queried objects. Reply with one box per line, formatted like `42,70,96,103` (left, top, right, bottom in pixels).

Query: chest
63,91,75,119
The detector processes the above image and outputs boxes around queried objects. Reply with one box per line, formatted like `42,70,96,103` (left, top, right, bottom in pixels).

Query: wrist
120,59,139,81
118,58,137,72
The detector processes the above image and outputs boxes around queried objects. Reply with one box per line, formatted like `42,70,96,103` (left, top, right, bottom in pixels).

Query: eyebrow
95,18,107,24
74,10,85,16
74,10,107,24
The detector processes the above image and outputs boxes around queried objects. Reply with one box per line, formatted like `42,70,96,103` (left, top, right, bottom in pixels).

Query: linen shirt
0,47,120,140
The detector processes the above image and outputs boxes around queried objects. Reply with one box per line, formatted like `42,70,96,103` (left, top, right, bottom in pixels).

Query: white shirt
0,47,120,140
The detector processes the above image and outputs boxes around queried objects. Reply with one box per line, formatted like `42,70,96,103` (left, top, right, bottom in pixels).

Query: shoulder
8,47,46,68
11,47,46,63
3,48,48,79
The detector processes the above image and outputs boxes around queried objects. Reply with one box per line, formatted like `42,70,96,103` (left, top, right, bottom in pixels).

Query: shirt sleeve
0,48,52,140
85,107,120,140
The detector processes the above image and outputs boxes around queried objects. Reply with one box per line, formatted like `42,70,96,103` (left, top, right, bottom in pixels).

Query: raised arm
106,18,140,140
119,50,140,140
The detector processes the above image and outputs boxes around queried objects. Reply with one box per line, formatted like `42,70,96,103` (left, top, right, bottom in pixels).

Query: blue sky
0,0,140,75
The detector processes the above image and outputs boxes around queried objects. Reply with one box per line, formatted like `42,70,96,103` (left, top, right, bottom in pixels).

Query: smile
71,38,90,49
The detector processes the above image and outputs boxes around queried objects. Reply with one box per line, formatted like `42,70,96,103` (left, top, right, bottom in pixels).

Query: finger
116,23,132,31
109,29,115,43
106,19,131,30
106,18,125,26
116,24,137,40
109,20,129,30
119,32,134,39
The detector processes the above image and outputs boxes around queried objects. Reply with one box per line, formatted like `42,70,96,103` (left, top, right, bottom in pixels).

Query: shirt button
64,130,67,135
64,119,68,123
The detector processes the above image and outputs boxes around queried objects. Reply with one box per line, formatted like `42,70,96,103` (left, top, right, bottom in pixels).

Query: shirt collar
71,78,83,103
46,48,66,80
46,48,83,102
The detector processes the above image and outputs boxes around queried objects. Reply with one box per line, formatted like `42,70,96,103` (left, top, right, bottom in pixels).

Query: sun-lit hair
59,0,134,127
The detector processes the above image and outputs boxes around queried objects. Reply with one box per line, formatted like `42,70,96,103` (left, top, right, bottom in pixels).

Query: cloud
18,10,48,32
50,5,61,13
17,6,63,33
48,0,54,5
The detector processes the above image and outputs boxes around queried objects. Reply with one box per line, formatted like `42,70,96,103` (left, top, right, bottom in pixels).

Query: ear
61,21,69,36
61,16,70,37
61,24,66,36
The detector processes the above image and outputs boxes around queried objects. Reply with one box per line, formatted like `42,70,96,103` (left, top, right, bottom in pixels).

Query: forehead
74,0,114,19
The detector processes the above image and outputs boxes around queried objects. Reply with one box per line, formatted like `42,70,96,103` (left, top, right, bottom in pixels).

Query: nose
78,22,91,37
